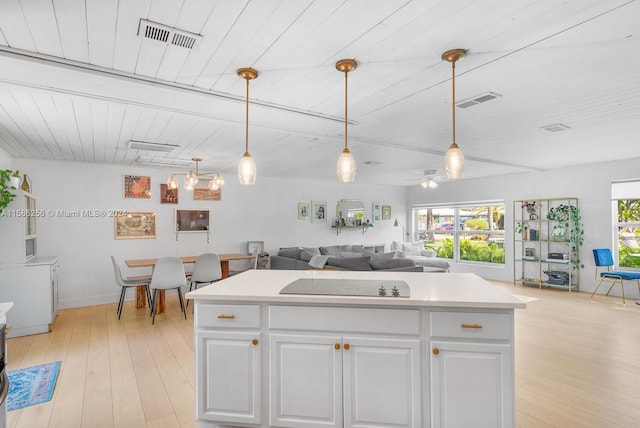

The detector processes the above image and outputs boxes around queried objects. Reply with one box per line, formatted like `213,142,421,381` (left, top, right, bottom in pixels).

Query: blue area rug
7,361,61,412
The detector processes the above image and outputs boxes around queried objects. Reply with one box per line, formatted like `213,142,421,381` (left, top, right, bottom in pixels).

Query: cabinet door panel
431,341,513,428
196,330,261,425
343,337,421,428
270,334,342,428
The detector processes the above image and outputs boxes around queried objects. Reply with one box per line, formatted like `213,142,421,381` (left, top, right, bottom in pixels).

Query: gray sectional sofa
270,244,423,272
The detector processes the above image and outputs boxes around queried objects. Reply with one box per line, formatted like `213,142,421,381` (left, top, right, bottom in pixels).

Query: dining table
125,253,257,314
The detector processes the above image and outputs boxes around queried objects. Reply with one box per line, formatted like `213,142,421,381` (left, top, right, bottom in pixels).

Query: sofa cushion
299,250,316,262
420,249,437,258
340,251,363,258
370,257,416,270
402,242,423,256
301,247,321,256
325,255,373,271
319,245,351,257
278,247,303,259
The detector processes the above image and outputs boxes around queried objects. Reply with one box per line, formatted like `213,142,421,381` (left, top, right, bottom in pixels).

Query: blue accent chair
592,248,640,305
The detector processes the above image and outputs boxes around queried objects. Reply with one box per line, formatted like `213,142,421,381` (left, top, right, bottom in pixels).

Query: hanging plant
0,169,20,214
546,204,584,248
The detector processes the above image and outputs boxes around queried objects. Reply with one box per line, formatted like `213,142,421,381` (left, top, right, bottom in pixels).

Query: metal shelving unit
513,197,581,292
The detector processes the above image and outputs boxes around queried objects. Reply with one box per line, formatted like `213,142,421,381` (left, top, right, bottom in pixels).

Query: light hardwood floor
6,282,640,428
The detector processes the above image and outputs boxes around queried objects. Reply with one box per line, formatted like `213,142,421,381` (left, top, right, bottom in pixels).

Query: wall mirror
336,199,365,226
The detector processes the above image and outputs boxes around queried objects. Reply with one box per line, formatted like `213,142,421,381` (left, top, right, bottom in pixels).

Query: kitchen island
186,270,525,428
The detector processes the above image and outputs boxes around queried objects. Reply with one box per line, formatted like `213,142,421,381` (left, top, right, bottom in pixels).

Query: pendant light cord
451,59,456,148
245,77,250,155
344,70,349,150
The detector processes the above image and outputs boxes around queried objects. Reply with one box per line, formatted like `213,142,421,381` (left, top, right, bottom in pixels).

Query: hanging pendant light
335,59,357,183
166,157,224,191
442,49,467,180
237,67,258,185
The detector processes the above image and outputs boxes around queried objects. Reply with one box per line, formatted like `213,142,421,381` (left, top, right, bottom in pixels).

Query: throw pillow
299,250,316,262
402,243,422,256
301,247,321,256
420,249,437,258
319,245,351,257
369,251,396,264
370,257,416,270
308,255,330,269
326,255,373,271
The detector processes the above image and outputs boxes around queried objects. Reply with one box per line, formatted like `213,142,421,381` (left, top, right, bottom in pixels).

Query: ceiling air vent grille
138,19,202,49
136,156,193,168
128,140,178,153
456,92,502,108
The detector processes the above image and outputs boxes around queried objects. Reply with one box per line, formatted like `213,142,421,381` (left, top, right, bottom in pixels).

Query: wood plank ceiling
0,0,638,186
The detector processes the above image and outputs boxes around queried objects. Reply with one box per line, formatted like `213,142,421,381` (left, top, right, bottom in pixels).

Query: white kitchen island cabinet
187,270,525,428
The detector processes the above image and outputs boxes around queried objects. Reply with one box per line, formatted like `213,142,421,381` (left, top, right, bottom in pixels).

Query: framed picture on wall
311,200,327,223
372,201,381,223
382,204,392,220
194,187,221,201
124,174,151,199
298,202,310,220
175,209,210,232
114,211,156,239
247,240,265,255
160,184,178,204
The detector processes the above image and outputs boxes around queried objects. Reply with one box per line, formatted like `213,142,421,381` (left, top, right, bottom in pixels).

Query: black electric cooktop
279,278,410,298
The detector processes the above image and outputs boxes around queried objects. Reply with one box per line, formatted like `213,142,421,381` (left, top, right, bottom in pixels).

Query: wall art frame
298,202,310,220
382,204,392,220
175,209,210,232
160,184,178,204
114,211,156,239
311,200,327,223
124,174,151,199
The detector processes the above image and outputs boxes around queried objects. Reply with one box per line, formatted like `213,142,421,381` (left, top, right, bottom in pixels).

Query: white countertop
0,301,13,324
186,270,526,309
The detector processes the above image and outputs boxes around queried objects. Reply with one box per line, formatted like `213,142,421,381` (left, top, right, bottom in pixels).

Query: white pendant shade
444,143,464,179
238,153,256,185
337,148,356,183
166,176,178,189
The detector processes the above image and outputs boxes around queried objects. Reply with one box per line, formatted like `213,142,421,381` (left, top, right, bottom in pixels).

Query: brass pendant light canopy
335,59,357,183
442,49,467,180
237,67,258,185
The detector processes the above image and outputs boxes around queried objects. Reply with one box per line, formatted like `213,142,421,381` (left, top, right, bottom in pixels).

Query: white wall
408,157,640,298
0,149,10,169
11,158,408,309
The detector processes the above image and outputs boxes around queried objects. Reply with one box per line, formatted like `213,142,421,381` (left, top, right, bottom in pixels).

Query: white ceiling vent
542,123,572,132
137,19,202,49
128,140,178,152
136,156,193,168
456,92,502,108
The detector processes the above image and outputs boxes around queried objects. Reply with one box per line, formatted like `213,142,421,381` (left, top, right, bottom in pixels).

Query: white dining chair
149,257,188,324
111,255,151,319
186,253,222,309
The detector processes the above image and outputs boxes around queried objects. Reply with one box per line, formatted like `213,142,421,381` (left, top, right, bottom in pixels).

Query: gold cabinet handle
343,343,350,350
433,348,439,355
217,314,236,319
252,339,259,346
461,323,482,329
334,343,341,350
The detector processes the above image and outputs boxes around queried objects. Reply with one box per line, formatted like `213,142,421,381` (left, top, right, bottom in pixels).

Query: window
612,180,640,268
413,202,505,265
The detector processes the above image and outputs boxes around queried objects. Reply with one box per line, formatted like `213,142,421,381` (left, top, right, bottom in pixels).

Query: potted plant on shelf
0,169,20,214
546,203,584,263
